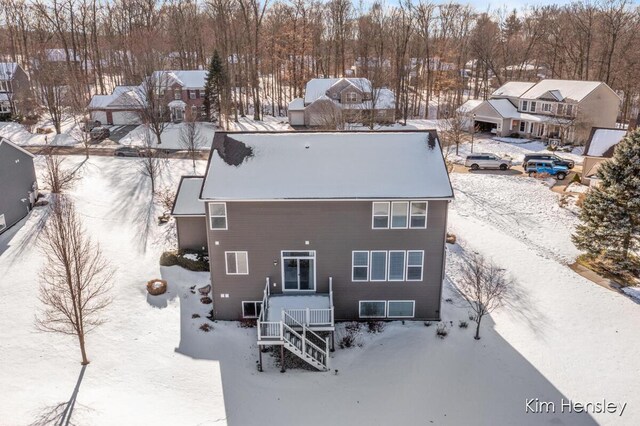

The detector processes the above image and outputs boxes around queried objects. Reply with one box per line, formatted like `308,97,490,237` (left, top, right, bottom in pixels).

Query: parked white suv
464,153,512,171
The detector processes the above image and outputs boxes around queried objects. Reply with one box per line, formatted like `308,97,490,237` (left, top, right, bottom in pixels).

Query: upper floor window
529,101,536,112
406,251,424,281
208,202,227,229
556,104,565,115
521,100,528,111
352,251,369,281
372,202,390,229
391,202,409,228
189,90,196,99
346,92,358,102
373,201,427,229
566,104,574,116
174,90,181,100
542,103,552,113
410,201,427,228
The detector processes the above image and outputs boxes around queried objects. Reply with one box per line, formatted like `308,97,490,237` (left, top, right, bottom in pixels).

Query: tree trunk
474,316,482,340
79,333,89,365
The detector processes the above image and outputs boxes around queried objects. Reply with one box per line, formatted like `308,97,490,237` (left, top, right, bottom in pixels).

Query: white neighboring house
87,70,207,125
581,127,627,186
459,79,621,145
288,78,395,127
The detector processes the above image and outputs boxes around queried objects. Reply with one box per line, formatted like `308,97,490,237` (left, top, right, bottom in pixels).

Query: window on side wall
388,251,406,281
521,100,528,111
387,301,415,318
189,90,196,99
226,251,248,275
409,201,427,228
372,202,390,229
530,101,537,112
209,202,227,229
242,301,262,318
352,251,369,281
390,201,409,229
406,251,424,281
359,301,386,318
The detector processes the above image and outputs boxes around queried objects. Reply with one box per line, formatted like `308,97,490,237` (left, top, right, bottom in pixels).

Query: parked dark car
90,126,110,142
113,146,140,157
523,153,574,169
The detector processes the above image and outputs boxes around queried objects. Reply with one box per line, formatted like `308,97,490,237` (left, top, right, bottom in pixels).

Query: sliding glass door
281,251,316,291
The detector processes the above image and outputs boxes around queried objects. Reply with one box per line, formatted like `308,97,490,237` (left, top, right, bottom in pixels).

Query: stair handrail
282,310,325,344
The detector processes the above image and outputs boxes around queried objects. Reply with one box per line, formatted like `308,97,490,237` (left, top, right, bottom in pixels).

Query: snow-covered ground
0,116,81,146
1,154,638,425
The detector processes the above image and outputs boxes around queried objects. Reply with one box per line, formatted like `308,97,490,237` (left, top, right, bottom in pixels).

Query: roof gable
583,128,627,158
0,137,35,158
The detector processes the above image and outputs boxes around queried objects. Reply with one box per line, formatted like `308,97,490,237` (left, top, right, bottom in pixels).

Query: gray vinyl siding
175,216,208,251
0,142,37,234
206,200,448,321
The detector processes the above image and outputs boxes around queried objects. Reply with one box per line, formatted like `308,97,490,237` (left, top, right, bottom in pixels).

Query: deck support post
330,331,335,352
280,345,286,373
258,346,263,372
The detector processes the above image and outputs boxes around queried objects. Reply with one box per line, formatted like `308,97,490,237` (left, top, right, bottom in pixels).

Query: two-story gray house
172,130,453,371
0,137,38,234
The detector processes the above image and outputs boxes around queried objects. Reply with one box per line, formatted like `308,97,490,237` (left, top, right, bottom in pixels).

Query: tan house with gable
459,79,621,145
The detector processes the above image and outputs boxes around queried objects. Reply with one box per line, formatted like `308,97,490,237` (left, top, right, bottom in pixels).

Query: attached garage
111,111,141,125
289,110,305,126
473,116,500,133
90,110,108,125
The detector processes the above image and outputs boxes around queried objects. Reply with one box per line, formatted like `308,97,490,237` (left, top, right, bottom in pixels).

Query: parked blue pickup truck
525,160,569,180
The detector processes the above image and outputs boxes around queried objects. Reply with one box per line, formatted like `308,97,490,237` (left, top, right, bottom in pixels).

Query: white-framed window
174,90,181,100
566,104,574,116
242,301,262,318
519,121,526,132
387,300,415,318
369,251,387,281
372,202,390,229
409,201,427,228
225,251,248,275
542,102,552,112
529,101,536,112
0,214,6,232
0,80,7,92
391,201,409,229
521,100,528,111
359,301,386,318
556,104,565,115
406,251,424,281
352,251,369,281
346,92,358,102
189,90,196,99
208,202,227,230
388,251,406,281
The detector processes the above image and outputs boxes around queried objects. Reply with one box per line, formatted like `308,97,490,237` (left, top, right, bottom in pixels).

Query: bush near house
160,249,209,271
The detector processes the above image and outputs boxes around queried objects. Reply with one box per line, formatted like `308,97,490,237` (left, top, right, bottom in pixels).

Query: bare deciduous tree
43,148,79,194
455,253,512,340
442,110,469,156
136,71,171,146
179,112,204,173
36,198,113,365
138,126,166,195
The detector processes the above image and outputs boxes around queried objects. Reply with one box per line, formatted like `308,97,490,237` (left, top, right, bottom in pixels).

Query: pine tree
572,129,640,274
203,50,227,124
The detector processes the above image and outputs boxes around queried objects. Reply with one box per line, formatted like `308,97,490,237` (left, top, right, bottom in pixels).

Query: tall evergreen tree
203,50,228,124
572,129,640,274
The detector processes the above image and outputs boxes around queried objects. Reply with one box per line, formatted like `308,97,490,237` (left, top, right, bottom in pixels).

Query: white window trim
521,100,528,111
352,251,369,282
225,251,249,275
369,250,388,282
519,121,526,132
208,202,227,230
281,250,317,292
241,301,262,319
346,92,358,102
409,201,428,229
387,250,406,281
390,201,409,229
387,300,416,318
372,201,390,229
0,214,6,231
406,250,424,281
189,90,196,99
529,101,536,112
359,300,387,319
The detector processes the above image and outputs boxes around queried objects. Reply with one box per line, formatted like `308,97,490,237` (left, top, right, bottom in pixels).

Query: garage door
289,111,304,126
91,111,107,125
112,111,141,125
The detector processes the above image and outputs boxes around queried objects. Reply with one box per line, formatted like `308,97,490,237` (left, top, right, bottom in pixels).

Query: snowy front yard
0,156,638,425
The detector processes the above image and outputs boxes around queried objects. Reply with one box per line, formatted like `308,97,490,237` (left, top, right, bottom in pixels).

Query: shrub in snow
206,309,215,321
436,323,448,338
345,322,362,333
146,279,167,296
445,298,453,303
192,313,201,319
446,233,457,244
200,296,212,305
199,323,213,332
239,319,256,328
160,249,209,272
339,334,357,349
459,320,469,329
366,320,385,334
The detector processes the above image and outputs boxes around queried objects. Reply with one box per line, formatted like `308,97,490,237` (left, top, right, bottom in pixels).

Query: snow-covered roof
288,98,305,111
168,100,186,108
88,86,143,109
492,82,536,98
172,177,206,216
521,79,607,103
201,131,453,200
304,78,371,104
583,128,627,158
0,136,35,158
457,99,483,114
0,62,18,80
487,99,519,117
151,70,207,89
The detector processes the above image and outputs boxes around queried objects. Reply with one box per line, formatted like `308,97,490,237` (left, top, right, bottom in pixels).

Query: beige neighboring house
459,79,620,145
288,78,395,127
581,127,627,186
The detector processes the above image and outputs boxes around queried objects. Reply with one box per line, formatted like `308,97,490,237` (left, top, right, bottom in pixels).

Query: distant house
581,128,627,186
288,78,395,127
0,137,38,234
459,79,620,145
172,130,452,371
0,62,30,119
87,70,207,125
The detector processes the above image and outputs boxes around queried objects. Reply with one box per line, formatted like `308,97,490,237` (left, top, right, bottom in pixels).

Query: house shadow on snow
169,269,598,425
